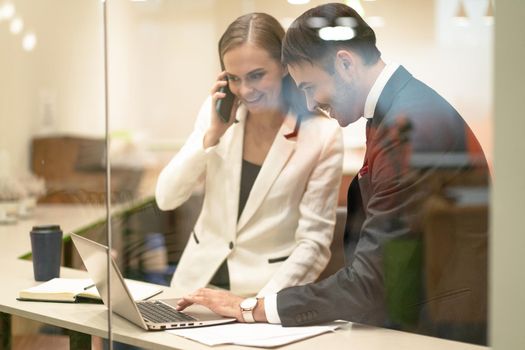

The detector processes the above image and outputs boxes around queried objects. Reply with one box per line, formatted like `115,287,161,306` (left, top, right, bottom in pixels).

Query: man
177,3,489,345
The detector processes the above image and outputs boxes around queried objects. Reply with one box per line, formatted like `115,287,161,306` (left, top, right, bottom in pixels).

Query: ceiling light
484,0,494,25
22,32,37,51
335,17,358,28
9,17,23,34
307,17,329,28
455,0,467,18
485,0,494,17
454,0,469,26
0,2,15,20
319,26,355,41
287,0,310,5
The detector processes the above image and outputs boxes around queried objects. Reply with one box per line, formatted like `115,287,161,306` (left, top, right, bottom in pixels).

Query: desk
0,197,155,263
0,204,106,262
0,189,489,349
0,259,489,350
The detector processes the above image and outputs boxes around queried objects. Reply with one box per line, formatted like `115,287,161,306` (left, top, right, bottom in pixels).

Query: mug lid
32,225,61,231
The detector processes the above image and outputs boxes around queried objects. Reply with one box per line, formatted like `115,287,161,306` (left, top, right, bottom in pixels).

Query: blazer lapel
236,113,298,232
216,105,246,235
214,104,247,160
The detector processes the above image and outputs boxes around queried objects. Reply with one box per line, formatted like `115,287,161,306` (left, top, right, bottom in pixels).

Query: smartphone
216,83,235,123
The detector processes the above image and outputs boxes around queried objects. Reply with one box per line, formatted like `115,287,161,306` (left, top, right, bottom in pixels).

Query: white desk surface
0,204,105,261
0,198,153,261
0,259,489,350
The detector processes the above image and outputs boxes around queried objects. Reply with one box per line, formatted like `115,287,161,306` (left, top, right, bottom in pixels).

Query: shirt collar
363,62,400,120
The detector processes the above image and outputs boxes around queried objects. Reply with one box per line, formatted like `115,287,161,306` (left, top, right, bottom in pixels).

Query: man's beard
330,72,361,127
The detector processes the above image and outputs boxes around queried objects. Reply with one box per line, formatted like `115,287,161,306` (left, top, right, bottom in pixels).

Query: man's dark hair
283,3,381,71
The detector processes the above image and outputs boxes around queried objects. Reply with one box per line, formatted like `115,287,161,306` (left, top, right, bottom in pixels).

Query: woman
155,13,343,297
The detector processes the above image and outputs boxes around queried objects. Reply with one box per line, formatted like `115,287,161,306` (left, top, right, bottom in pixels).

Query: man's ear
334,50,355,81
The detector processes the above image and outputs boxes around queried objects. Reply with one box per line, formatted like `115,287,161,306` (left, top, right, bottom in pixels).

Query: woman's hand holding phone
204,71,238,148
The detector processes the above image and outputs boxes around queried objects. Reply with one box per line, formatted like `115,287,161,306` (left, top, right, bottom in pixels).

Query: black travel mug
30,225,63,281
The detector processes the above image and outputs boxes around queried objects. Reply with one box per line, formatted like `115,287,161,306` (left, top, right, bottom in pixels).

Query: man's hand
176,288,268,323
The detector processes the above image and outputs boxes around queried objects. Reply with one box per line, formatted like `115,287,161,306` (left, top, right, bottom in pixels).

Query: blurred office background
0,0,493,179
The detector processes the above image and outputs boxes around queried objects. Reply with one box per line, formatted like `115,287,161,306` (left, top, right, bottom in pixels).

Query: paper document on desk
167,322,344,347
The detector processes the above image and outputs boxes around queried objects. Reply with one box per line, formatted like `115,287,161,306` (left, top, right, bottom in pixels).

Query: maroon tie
359,119,372,179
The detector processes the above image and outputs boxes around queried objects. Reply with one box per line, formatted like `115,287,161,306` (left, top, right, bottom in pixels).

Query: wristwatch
240,297,258,323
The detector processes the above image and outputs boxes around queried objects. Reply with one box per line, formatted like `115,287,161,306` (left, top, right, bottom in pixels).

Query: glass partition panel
106,0,491,348
0,0,109,348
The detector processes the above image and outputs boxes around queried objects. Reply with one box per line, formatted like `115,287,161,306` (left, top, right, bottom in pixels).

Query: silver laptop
71,233,235,330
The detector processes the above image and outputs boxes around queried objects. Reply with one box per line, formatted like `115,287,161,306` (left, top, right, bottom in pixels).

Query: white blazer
155,97,343,297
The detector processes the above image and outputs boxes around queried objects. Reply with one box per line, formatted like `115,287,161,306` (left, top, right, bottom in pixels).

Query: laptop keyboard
137,301,197,324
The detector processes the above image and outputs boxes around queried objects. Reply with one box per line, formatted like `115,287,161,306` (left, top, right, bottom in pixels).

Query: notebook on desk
70,233,236,330
18,277,162,303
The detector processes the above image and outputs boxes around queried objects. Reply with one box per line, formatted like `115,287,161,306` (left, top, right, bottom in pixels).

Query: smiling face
222,43,286,114
288,61,364,127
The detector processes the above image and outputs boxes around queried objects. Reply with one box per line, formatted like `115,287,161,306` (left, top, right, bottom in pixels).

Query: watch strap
240,297,257,323
242,308,255,323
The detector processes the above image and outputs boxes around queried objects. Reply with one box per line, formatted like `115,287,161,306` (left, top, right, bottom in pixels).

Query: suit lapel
373,66,412,129
236,112,298,232
360,66,413,204
362,66,413,161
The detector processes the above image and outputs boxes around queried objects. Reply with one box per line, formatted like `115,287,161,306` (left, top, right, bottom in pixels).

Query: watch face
240,297,257,309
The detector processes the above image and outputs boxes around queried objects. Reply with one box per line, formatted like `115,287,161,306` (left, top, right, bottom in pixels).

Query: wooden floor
13,334,103,350
10,315,103,349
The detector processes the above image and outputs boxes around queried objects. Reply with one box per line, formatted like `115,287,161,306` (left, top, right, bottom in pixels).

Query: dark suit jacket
276,66,489,344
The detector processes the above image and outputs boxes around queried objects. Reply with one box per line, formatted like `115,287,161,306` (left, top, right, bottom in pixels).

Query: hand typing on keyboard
176,288,267,323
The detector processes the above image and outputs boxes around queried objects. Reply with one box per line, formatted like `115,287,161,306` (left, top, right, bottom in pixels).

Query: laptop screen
71,233,147,329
